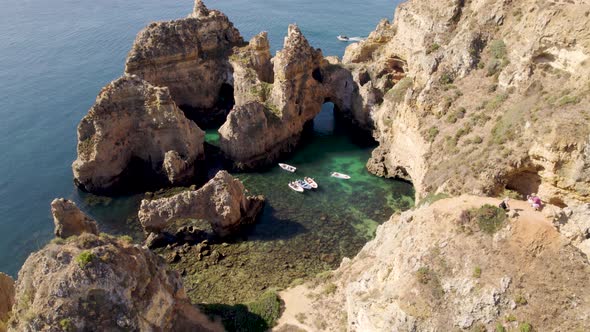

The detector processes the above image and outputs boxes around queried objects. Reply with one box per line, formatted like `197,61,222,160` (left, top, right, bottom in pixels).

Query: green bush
75,251,95,269
472,136,483,144
518,322,533,332
427,126,439,142
473,266,482,278
246,290,281,328
427,43,440,54
515,294,528,306
556,95,580,106
323,283,337,295
416,267,434,284
505,314,517,322
440,72,454,85
495,322,507,332
118,235,133,244
467,204,507,235
59,318,73,331
490,40,507,59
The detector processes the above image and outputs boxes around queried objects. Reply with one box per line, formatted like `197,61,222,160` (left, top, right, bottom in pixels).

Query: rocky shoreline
2,0,590,330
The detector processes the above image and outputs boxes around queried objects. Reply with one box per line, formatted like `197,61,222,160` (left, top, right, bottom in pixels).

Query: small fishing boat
331,172,351,179
288,181,304,192
304,177,318,189
297,179,313,190
337,35,349,41
279,163,296,173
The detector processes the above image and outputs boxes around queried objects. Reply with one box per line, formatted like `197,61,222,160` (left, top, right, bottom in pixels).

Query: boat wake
348,37,365,42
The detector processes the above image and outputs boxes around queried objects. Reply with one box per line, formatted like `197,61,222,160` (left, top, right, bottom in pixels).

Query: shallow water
0,0,404,276
175,104,413,304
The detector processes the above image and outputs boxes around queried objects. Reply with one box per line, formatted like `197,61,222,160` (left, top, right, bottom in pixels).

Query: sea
0,0,405,278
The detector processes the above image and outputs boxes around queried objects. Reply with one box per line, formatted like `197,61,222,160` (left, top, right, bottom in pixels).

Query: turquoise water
0,0,403,276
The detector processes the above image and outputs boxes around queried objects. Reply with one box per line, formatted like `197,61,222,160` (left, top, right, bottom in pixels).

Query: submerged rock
8,234,221,332
51,198,99,239
125,0,243,121
0,273,14,329
138,170,265,237
72,75,204,194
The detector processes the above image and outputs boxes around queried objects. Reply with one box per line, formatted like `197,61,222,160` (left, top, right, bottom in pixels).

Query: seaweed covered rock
8,234,221,332
51,198,98,239
219,25,325,168
125,0,243,123
72,75,204,194
138,170,264,236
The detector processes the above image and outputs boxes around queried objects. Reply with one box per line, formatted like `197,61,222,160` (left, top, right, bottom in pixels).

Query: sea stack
125,0,244,125
51,198,99,238
72,75,204,194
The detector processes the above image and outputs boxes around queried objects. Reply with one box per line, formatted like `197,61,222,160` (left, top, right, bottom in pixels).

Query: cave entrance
179,83,235,130
505,169,542,198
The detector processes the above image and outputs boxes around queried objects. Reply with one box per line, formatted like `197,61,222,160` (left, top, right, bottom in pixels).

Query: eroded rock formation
138,170,264,236
219,25,326,168
278,196,590,331
125,0,244,124
51,198,98,239
0,273,14,330
72,75,204,193
8,233,222,332
340,0,590,205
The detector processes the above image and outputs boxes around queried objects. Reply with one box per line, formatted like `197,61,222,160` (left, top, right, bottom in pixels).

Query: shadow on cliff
198,303,271,332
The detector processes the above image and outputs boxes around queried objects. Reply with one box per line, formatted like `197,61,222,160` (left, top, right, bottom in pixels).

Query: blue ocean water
0,0,403,277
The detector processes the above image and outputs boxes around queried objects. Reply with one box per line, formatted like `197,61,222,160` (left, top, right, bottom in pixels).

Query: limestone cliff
342,0,590,206
125,0,244,124
8,233,222,332
219,25,326,168
138,170,264,236
72,75,204,194
277,196,590,331
51,198,98,239
0,273,14,332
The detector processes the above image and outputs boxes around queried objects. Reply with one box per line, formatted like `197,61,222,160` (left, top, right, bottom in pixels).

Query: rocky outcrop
278,196,590,331
8,233,221,332
138,170,264,236
125,0,244,123
551,203,590,257
219,25,325,168
51,198,99,239
341,0,590,204
72,75,204,194
0,273,14,330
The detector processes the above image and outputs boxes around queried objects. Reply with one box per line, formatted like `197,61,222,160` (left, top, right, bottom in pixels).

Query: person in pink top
527,193,542,210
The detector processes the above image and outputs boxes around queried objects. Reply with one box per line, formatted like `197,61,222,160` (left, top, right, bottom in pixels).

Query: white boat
288,182,304,192
304,177,318,189
297,179,313,190
331,172,351,179
337,35,349,42
279,163,296,173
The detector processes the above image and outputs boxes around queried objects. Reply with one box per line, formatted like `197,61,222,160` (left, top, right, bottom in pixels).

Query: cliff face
138,170,264,236
125,0,243,124
8,234,222,332
72,75,204,194
278,196,590,331
0,273,14,332
343,0,590,206
219,25,326,168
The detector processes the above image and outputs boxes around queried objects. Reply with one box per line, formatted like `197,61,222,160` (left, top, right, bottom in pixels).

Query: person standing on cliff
499,197,510,211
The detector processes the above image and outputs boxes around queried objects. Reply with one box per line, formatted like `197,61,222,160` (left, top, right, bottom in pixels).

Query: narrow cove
73,103,414,305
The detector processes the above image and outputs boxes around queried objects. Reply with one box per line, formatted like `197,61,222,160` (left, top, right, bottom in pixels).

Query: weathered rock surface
125,0,244,123
138,170,264,236
341,0,590,205
0,273,14,330
551,203,590,257
51,198,98,239
219,25,325,168
8,234,222,332
278,196,590,331
72,75,204,194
